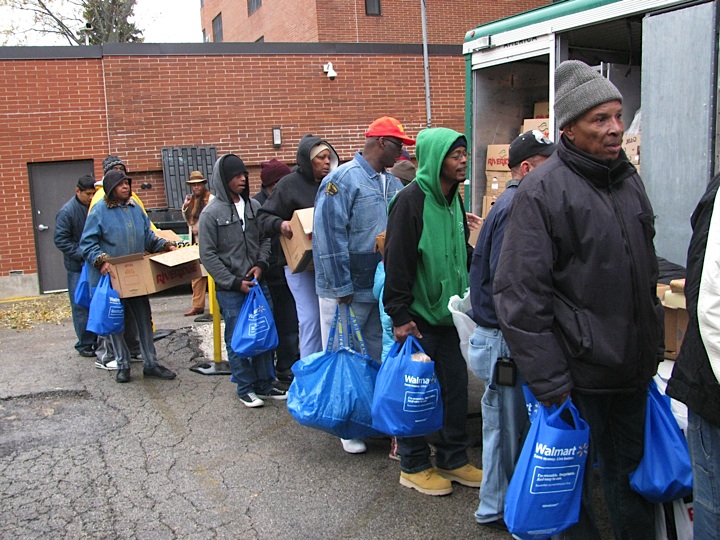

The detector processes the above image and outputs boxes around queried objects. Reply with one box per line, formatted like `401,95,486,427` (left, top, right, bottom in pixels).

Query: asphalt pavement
0,288,507,539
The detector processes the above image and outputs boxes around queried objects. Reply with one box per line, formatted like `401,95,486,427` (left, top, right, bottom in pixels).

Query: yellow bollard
189,274,231,375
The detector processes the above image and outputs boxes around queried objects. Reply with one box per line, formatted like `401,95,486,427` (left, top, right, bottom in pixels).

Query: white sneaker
238,392,264,408
95,359,118,371
341,438,367,454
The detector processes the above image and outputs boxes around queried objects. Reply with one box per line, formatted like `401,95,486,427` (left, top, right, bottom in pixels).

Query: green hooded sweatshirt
385,127,469,327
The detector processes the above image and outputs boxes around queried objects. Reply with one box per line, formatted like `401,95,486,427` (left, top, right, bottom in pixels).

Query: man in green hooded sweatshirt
383,127,483,496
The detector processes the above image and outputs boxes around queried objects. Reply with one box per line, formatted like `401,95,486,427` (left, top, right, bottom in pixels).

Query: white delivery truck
463,0,718,265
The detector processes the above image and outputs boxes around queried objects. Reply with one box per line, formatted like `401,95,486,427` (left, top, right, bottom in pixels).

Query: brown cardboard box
109,244,201,298
522,118,550,138
482,195,498,217
280,207,314,274
622,133,641,163
485,144,510,171
485,171,513,185
664,305,689,360
534,101,550,118
154,229,184,243
467,219,484,248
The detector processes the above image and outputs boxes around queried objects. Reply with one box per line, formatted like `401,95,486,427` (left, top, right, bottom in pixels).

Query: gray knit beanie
555,60,623,129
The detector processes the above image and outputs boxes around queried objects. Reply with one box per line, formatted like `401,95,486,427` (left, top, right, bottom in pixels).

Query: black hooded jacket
257,134,338,266
494,136,664,402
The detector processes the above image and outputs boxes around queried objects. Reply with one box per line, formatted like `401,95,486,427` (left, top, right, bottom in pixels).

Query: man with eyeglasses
313,116,414,455
383,127,483,496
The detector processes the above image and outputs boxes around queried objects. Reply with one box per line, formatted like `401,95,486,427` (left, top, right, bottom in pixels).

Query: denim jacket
313,152,403,302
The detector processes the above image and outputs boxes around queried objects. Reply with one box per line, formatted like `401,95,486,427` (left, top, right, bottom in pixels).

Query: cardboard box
534,101,550,118
482,195,498,218
622,133,641,163
154,229,184,243
485,170,513,186
664,305,689,359
109,244,201,298
467,219,483,248
485,144,510,171
522,118,550,138
280,207,314,274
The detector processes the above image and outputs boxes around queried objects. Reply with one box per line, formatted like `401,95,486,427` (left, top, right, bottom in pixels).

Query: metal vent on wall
161,146,217,209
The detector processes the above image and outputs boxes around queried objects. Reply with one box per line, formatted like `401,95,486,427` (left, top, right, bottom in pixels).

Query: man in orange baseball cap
313,116,415,455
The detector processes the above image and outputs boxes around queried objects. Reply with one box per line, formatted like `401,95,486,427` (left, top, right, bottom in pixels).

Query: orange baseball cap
365,116,416,146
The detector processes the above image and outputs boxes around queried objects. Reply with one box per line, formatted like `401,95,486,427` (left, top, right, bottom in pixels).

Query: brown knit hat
260,158,291,187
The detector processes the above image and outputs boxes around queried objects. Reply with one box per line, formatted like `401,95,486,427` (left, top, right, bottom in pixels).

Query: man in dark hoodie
199,154,286,408
494,60,663,538
384,127,483,496
257,135,339,360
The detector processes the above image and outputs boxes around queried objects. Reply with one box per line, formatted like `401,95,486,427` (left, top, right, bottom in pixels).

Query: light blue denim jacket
313,152,403,303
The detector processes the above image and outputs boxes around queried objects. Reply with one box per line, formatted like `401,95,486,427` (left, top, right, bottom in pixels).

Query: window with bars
248,0,262,16
212,13,223,42
365,0,381,16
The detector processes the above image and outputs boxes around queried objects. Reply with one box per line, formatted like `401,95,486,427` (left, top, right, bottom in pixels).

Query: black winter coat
494,136,664,402
667,173,720,427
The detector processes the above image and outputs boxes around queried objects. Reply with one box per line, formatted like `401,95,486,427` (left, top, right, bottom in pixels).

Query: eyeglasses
447,150,468,160
382,137,403,151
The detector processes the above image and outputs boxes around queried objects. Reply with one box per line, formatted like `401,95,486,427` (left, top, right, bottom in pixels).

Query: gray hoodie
198,154,271,292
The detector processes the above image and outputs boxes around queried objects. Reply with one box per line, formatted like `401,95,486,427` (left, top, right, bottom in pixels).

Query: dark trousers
398,325,470,473
561,388,654,540
266,267,300,373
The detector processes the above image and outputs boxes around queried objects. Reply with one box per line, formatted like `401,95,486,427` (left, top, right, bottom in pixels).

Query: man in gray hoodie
199,153,286,408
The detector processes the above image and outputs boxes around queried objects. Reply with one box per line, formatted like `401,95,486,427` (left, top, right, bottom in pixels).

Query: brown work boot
399,469,453,496
435,464,483,487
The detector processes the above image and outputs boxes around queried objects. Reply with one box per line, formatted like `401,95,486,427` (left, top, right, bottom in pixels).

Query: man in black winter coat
494,60,664,539
54,175,98,357
667,172,720,538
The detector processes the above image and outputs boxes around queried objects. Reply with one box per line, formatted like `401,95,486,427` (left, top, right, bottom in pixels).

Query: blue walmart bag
371,336,443,437
505,398,590,540
629,380,693,503
86,274,124,335
287,305,383,440
230,279,278,357
73,263,92,309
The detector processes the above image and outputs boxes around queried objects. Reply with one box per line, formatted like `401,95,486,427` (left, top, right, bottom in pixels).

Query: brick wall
201,0,549,44
0,47,464,286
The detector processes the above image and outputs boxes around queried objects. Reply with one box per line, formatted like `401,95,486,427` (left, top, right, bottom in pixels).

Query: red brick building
200,0,547,44
0,1,548,299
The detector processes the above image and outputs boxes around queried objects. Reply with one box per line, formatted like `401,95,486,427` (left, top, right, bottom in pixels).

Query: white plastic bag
448,290,475,363
655,499,693,540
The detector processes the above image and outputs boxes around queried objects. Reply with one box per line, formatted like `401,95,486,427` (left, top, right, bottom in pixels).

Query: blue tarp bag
86,274,124,335
230,279,278,357
371,336,443,437
505,398,590,540
73,263,92,309
629,380,693,503
287,305,383,439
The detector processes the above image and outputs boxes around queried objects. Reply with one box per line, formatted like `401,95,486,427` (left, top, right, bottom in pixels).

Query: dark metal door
28,160,95,293
161,146,217,209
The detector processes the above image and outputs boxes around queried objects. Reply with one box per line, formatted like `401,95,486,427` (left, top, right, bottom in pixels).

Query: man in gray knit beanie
493,59,661,539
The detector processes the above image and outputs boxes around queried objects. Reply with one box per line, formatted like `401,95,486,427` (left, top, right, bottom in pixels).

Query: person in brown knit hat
182,171,212,316
253,158,298,383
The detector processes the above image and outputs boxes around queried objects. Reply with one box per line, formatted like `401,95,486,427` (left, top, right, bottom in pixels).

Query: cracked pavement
0,290,502,539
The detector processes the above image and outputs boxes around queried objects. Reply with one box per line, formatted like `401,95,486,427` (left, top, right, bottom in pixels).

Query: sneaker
257,388,288,400
238,392,264,408
400,469,453,496
78,347,96,358
435,464,483,487
95,359,118,371
388,436,400,461
130,353,142,363
340,438,367,454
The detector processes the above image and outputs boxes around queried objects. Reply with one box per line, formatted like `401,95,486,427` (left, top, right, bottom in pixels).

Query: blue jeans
688,409,720,539
108,295,159,370
560,389,654,540
319,297,382,363
215,287,274,397
398,325,470,473
468,325,529,523
67,270,96,352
